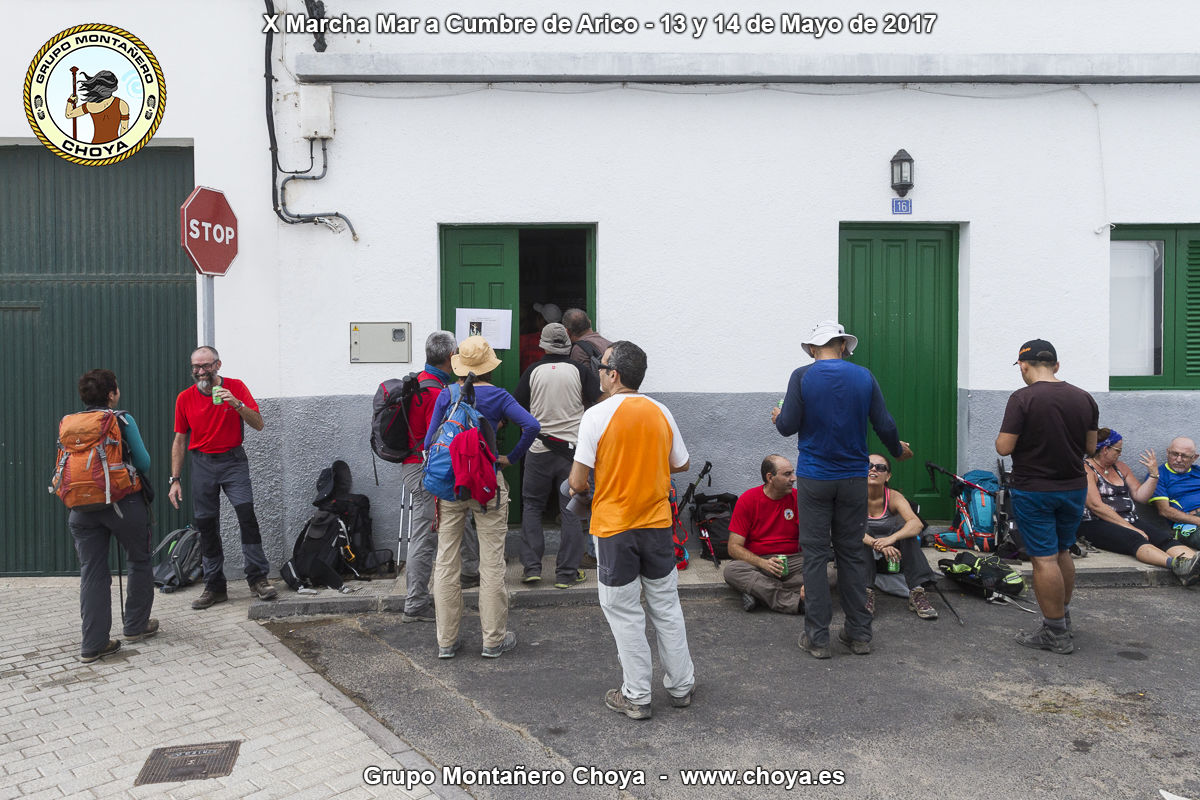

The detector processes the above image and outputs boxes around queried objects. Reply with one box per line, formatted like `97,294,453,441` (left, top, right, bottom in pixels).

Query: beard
195,377,212,392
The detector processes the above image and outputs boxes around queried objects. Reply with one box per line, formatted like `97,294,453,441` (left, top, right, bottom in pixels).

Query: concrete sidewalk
0,577,468,800
2,542,1184,799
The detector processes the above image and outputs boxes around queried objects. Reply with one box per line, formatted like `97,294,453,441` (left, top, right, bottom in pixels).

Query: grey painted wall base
213,389,1197,578
959,388,1197,480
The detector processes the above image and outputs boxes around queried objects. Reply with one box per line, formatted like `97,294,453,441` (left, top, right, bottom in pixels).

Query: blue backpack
422,379,496,504
936,470,1000,551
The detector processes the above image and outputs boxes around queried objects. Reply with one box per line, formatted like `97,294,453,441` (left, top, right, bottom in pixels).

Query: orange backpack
50,409,142,510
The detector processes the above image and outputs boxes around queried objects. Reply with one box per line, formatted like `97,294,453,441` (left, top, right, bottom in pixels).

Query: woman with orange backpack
57,369,158,662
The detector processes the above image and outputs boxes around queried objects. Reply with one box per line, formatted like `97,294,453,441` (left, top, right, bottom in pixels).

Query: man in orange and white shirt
569,341,694,721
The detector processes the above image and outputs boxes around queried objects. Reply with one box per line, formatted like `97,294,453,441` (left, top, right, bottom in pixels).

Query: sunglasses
868,463,890,473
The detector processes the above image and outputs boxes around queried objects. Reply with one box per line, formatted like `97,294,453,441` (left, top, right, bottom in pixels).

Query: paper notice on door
454,308,513,350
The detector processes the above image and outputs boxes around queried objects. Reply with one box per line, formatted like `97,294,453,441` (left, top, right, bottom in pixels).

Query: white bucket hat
800,320,858,358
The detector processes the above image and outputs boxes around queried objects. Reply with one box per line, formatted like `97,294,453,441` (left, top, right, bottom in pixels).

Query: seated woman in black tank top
1077,427,1200,585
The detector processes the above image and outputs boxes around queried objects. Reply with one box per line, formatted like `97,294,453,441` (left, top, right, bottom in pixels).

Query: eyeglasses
598,364,617,372
1168,451,1197,460
191,361,216,372
867,463,890,473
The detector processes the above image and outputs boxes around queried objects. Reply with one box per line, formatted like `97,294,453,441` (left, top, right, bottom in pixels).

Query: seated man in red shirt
724,454,804,614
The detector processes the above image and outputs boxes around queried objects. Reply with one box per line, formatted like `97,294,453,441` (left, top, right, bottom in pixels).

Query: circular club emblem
784,509,795,520
24,24,165,166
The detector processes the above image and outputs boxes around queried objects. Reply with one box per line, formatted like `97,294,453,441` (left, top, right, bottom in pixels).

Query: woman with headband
1077,427,1200,584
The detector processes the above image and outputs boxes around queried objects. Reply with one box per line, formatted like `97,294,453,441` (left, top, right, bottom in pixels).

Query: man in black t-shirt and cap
996,339,1098,655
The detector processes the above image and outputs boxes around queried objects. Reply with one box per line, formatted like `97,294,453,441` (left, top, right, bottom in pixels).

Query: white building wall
10,1,1200,398
10,0,1200,551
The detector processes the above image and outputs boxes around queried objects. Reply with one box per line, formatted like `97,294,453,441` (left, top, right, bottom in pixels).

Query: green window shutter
1179,231,1200,383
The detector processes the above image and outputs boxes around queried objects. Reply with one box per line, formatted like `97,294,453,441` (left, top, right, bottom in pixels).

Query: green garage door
0,145,196,575
839,223,959,520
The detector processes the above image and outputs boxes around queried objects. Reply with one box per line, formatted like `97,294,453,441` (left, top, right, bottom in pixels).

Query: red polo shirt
174,378,258,454
728,486,800,556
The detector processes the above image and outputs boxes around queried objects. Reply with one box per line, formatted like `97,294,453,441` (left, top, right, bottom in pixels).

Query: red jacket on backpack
449,427,498,508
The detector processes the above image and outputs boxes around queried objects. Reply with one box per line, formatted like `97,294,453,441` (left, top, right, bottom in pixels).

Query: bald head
1167,437,1198,473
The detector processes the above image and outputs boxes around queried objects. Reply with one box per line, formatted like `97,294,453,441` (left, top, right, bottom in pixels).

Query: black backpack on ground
152,525,203,593
938,551,1026,598
370,374,443,463
281,510,351,590
313,460,393,574
692,492,739,563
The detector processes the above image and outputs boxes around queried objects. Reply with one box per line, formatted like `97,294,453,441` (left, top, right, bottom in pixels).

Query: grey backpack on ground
152,525,203,593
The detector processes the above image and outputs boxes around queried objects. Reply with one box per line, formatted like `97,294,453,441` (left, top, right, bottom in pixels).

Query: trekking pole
115,539,126,628
929,580,964,626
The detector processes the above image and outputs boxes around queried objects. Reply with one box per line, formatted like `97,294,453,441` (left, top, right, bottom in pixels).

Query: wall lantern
890,149,914,197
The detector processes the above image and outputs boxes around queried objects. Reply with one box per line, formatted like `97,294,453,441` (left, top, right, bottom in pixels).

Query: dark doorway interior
517,228,589,373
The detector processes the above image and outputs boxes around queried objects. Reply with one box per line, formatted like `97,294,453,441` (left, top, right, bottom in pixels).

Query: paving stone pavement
0,577,465,800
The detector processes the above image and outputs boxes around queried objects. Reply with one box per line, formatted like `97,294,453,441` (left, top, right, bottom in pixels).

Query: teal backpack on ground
934,470,1000,551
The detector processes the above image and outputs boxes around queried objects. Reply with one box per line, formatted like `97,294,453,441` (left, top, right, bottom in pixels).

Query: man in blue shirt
773,321,911,659
1152,437,1200,524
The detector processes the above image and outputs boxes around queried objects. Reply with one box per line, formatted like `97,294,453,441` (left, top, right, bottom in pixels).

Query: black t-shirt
1000,380,1098,492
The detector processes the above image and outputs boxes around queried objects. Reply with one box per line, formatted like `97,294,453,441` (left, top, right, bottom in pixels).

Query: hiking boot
1015,625,1074,654
741,592,758,612
669,687,695,708
1170,554,1200,587
521,573,542,584
865,587,875,616
438,639,462,659
124,618,160,642
837,628,871,655
908,588,938,620
79,639,121,664
191,589,228,610
252,579,278,601
581,553,598,569
605,688,652,720
481,631,517,659
555,570,587,589
460,573,480,588
797,633,831,659
401,607,436,623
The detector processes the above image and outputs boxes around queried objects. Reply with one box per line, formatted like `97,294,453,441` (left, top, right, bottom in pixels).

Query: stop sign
180,186,238,276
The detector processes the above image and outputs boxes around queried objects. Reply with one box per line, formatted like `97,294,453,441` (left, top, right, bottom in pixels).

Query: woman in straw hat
423,336,540,659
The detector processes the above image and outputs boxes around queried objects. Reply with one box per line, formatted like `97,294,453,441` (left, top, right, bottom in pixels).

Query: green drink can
886,557,901,573
778,555,788,577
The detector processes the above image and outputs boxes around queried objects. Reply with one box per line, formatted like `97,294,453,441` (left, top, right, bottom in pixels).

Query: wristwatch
167,476,180,486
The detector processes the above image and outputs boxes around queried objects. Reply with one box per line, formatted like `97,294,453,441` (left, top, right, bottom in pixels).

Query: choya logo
24,24,166,166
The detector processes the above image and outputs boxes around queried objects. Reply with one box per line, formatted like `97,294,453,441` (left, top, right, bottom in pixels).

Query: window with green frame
1109,225,1200,390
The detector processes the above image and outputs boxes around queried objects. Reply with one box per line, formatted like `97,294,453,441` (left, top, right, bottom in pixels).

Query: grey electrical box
350,322,412,363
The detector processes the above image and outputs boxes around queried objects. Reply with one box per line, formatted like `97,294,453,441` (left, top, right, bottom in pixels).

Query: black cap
1015,339,1057,365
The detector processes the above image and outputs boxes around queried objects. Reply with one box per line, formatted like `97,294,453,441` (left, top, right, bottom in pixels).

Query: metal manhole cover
134,740,241,785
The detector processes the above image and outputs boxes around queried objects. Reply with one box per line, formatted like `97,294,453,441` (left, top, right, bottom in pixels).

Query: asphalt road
266,586,1200,800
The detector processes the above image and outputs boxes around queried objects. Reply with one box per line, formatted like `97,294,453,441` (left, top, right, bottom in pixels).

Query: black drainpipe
263,0,358,240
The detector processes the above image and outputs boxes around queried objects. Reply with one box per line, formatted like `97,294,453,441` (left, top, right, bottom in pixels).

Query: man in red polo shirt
723,454,805,614
399,331,455,622
167,346,272,609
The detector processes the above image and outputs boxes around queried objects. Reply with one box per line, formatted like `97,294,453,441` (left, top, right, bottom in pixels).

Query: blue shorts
1010,488,1087,558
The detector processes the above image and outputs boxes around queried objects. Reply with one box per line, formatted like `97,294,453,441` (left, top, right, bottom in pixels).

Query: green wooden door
439,227,522,511
839,224,958,519
0,145,196,574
